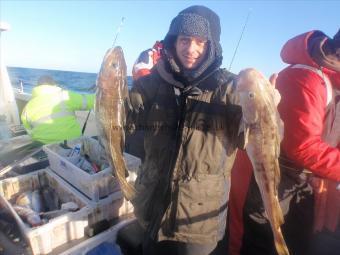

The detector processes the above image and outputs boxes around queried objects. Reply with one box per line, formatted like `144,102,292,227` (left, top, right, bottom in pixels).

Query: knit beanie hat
332,29,340,51
163,5,222,83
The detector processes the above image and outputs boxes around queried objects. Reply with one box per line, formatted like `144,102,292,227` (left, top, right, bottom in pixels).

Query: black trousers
143,233,228,255
309,227,340,255
240,168,315,255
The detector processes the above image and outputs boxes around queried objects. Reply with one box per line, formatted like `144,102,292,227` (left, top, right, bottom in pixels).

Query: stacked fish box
43,136,140,223
43,137,118,201
0,168,91,255
60,218,136,255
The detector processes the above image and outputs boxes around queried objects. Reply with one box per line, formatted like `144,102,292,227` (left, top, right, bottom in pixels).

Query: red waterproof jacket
277,31,340,181
228,31,340,255
132,41,163,80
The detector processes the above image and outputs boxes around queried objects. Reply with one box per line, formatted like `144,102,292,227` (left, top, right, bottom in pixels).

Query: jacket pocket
133,162,159,223
175,174,228,239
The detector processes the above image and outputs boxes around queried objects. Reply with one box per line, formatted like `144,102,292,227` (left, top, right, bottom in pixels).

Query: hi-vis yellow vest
21,84,95,144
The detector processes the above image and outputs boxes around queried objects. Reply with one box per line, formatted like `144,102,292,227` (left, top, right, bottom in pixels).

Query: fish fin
274,228,290,255
108,138,136,201
273,195,284,226
243,123,250,149
273,159,284,225
274,159,281,192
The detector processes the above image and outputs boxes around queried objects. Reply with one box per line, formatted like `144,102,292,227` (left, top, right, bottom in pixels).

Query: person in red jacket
132,41,163,81
228,29,340,255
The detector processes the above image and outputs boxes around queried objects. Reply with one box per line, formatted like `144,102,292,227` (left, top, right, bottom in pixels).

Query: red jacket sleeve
277,68,340,181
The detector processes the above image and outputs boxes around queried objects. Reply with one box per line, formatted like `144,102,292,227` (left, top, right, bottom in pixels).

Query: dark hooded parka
128,5,244,244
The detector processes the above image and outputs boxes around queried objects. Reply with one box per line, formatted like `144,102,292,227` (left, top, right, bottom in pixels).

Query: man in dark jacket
128,5,244,255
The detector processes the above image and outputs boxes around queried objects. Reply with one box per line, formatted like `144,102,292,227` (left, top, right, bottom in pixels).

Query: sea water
7,66,133,94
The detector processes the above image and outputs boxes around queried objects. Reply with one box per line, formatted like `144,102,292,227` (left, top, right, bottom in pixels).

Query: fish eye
111,62,118,69
248,92,255,99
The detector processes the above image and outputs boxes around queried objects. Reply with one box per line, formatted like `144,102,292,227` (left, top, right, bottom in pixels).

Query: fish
15,190,45,213
13,205,42,227
40,209,69,220
95,46,136,201
15,191,33,208
40,202,79,220
41,187,60,211
236,68,289,255
31,189,44,213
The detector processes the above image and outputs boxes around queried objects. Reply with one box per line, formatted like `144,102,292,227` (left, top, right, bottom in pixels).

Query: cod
95,46,136,201
237,68,289,255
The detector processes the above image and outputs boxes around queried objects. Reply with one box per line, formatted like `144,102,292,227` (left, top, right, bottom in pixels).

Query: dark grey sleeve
126,79,150,135
220,71,246,150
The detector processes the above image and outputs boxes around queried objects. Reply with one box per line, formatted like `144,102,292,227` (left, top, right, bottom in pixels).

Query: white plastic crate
0,168,91,255
60,218,136,255
43,137,141,201
87,191,134,226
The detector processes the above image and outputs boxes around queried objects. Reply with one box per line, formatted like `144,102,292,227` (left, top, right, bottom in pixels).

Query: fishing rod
112,17,125,47
228,9,252,71
81,109,92,135
81,17,126,135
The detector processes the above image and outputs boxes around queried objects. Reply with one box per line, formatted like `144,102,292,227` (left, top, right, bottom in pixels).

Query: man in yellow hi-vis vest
21,75,95,144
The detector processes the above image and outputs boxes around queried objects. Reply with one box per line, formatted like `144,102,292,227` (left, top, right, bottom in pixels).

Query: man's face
175,35,208,69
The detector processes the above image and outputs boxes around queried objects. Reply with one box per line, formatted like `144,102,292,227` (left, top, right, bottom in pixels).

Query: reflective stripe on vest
27,90,75,128
23,107,33,133
291,64,333,106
